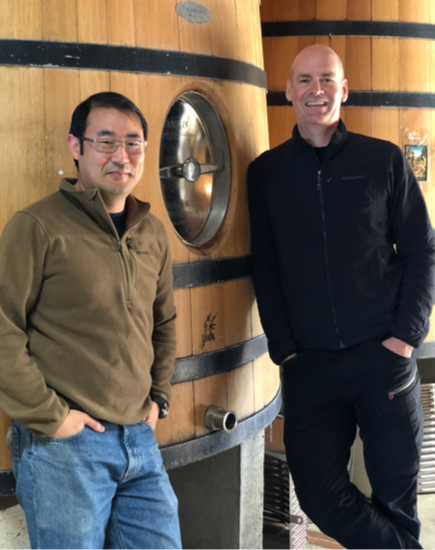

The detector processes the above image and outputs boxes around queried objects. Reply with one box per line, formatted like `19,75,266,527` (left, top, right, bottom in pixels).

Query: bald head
290,45,345,83
285,44,348,146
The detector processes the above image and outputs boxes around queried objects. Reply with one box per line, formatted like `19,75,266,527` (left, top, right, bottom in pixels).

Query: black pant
282,339,423,549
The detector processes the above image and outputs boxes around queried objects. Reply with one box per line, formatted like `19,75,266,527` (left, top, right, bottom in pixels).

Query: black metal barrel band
0,39,267,90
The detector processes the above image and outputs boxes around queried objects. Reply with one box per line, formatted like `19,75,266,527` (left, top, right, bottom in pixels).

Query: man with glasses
0,92,181,549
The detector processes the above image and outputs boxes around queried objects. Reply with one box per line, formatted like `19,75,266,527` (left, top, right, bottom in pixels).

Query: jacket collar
292,119,348,155
58,178,151,236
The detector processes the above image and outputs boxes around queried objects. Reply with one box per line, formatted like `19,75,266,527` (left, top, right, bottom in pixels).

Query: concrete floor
264,492,435,549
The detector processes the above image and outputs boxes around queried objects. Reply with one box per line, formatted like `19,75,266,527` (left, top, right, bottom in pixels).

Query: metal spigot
205,406,238,433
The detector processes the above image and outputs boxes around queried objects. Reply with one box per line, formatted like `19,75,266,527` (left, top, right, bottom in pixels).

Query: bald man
248,45,435,548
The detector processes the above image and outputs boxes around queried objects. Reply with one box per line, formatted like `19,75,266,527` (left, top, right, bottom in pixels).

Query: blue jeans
10,419,182,549
282,338,424,549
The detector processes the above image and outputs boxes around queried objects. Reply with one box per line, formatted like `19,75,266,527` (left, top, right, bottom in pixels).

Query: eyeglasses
79,137,147,155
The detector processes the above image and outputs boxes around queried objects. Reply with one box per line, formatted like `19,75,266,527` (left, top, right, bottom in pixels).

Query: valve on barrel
204,406,238,433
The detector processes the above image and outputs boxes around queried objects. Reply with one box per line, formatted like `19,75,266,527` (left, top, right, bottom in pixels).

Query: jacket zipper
118,242,131,303
388,369,417,400
126,237,137,289
317,170,345,349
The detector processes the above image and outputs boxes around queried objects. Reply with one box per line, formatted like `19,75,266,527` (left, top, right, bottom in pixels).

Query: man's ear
67,134,81,161
341,79,349,103
285,79,292,103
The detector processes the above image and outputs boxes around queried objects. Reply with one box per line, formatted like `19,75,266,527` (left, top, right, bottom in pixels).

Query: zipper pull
118,243,123,256
317,171,321,190
126,237,132,249
388,392,394,400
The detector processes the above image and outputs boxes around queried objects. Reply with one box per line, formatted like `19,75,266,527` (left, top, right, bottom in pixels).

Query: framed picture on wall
404,144,428,182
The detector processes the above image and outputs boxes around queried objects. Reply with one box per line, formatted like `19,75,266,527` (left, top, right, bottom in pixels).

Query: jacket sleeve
0,213,70,435
149,226,177,402
247,159,297,365
389,147,435,348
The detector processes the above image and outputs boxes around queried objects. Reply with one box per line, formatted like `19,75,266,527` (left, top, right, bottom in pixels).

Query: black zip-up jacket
248,121,435,365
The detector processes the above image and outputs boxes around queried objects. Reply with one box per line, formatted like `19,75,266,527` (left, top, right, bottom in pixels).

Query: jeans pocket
33,425,87,445
10,421,33,480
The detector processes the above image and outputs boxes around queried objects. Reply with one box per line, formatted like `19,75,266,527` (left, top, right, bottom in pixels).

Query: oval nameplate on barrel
176,1,211,24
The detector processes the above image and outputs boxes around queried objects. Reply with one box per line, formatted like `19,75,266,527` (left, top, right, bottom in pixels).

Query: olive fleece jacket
0,178,177,436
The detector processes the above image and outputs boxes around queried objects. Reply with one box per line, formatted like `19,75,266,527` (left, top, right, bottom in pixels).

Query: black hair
69,92,148,169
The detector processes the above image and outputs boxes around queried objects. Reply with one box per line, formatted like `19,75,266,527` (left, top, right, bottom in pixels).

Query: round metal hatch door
159,92,231,247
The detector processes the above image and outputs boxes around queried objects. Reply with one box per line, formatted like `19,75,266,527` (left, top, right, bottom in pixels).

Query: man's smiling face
285,45,348,138
67,107,145,212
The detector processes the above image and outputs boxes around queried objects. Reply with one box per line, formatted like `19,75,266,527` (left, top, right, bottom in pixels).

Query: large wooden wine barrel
260,0,435,359
0,0,280,493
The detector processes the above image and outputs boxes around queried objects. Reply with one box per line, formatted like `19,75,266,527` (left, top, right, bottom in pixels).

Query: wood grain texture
300,0,317,20
373,0,399,21
226,362,255,421
250,0,266,68
399,39,431,93
0,67,48,231
347,0,371,20
253,354,280,412
317,0,347,20
109,72,140,106
173,289,192,359
193,373,227,437
267,106,296,149
42,0,78,42
79,71,110,102
209,0,238,61
372,108,400,144
44,68,80,190
250,278,264,338
263,37,298,91
330,37,347,69
430,42,435,93
345,37,372,91
259,0,274,23
155,382,195,446
106,0,136,46
372,38,399,92
204,83,262,259
235,0,263,66
343,108,373,137
0,0,42,39
399,0,431,23
191,279,253,355
272,0,300,22
77,0,108,44
134,0,179,50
